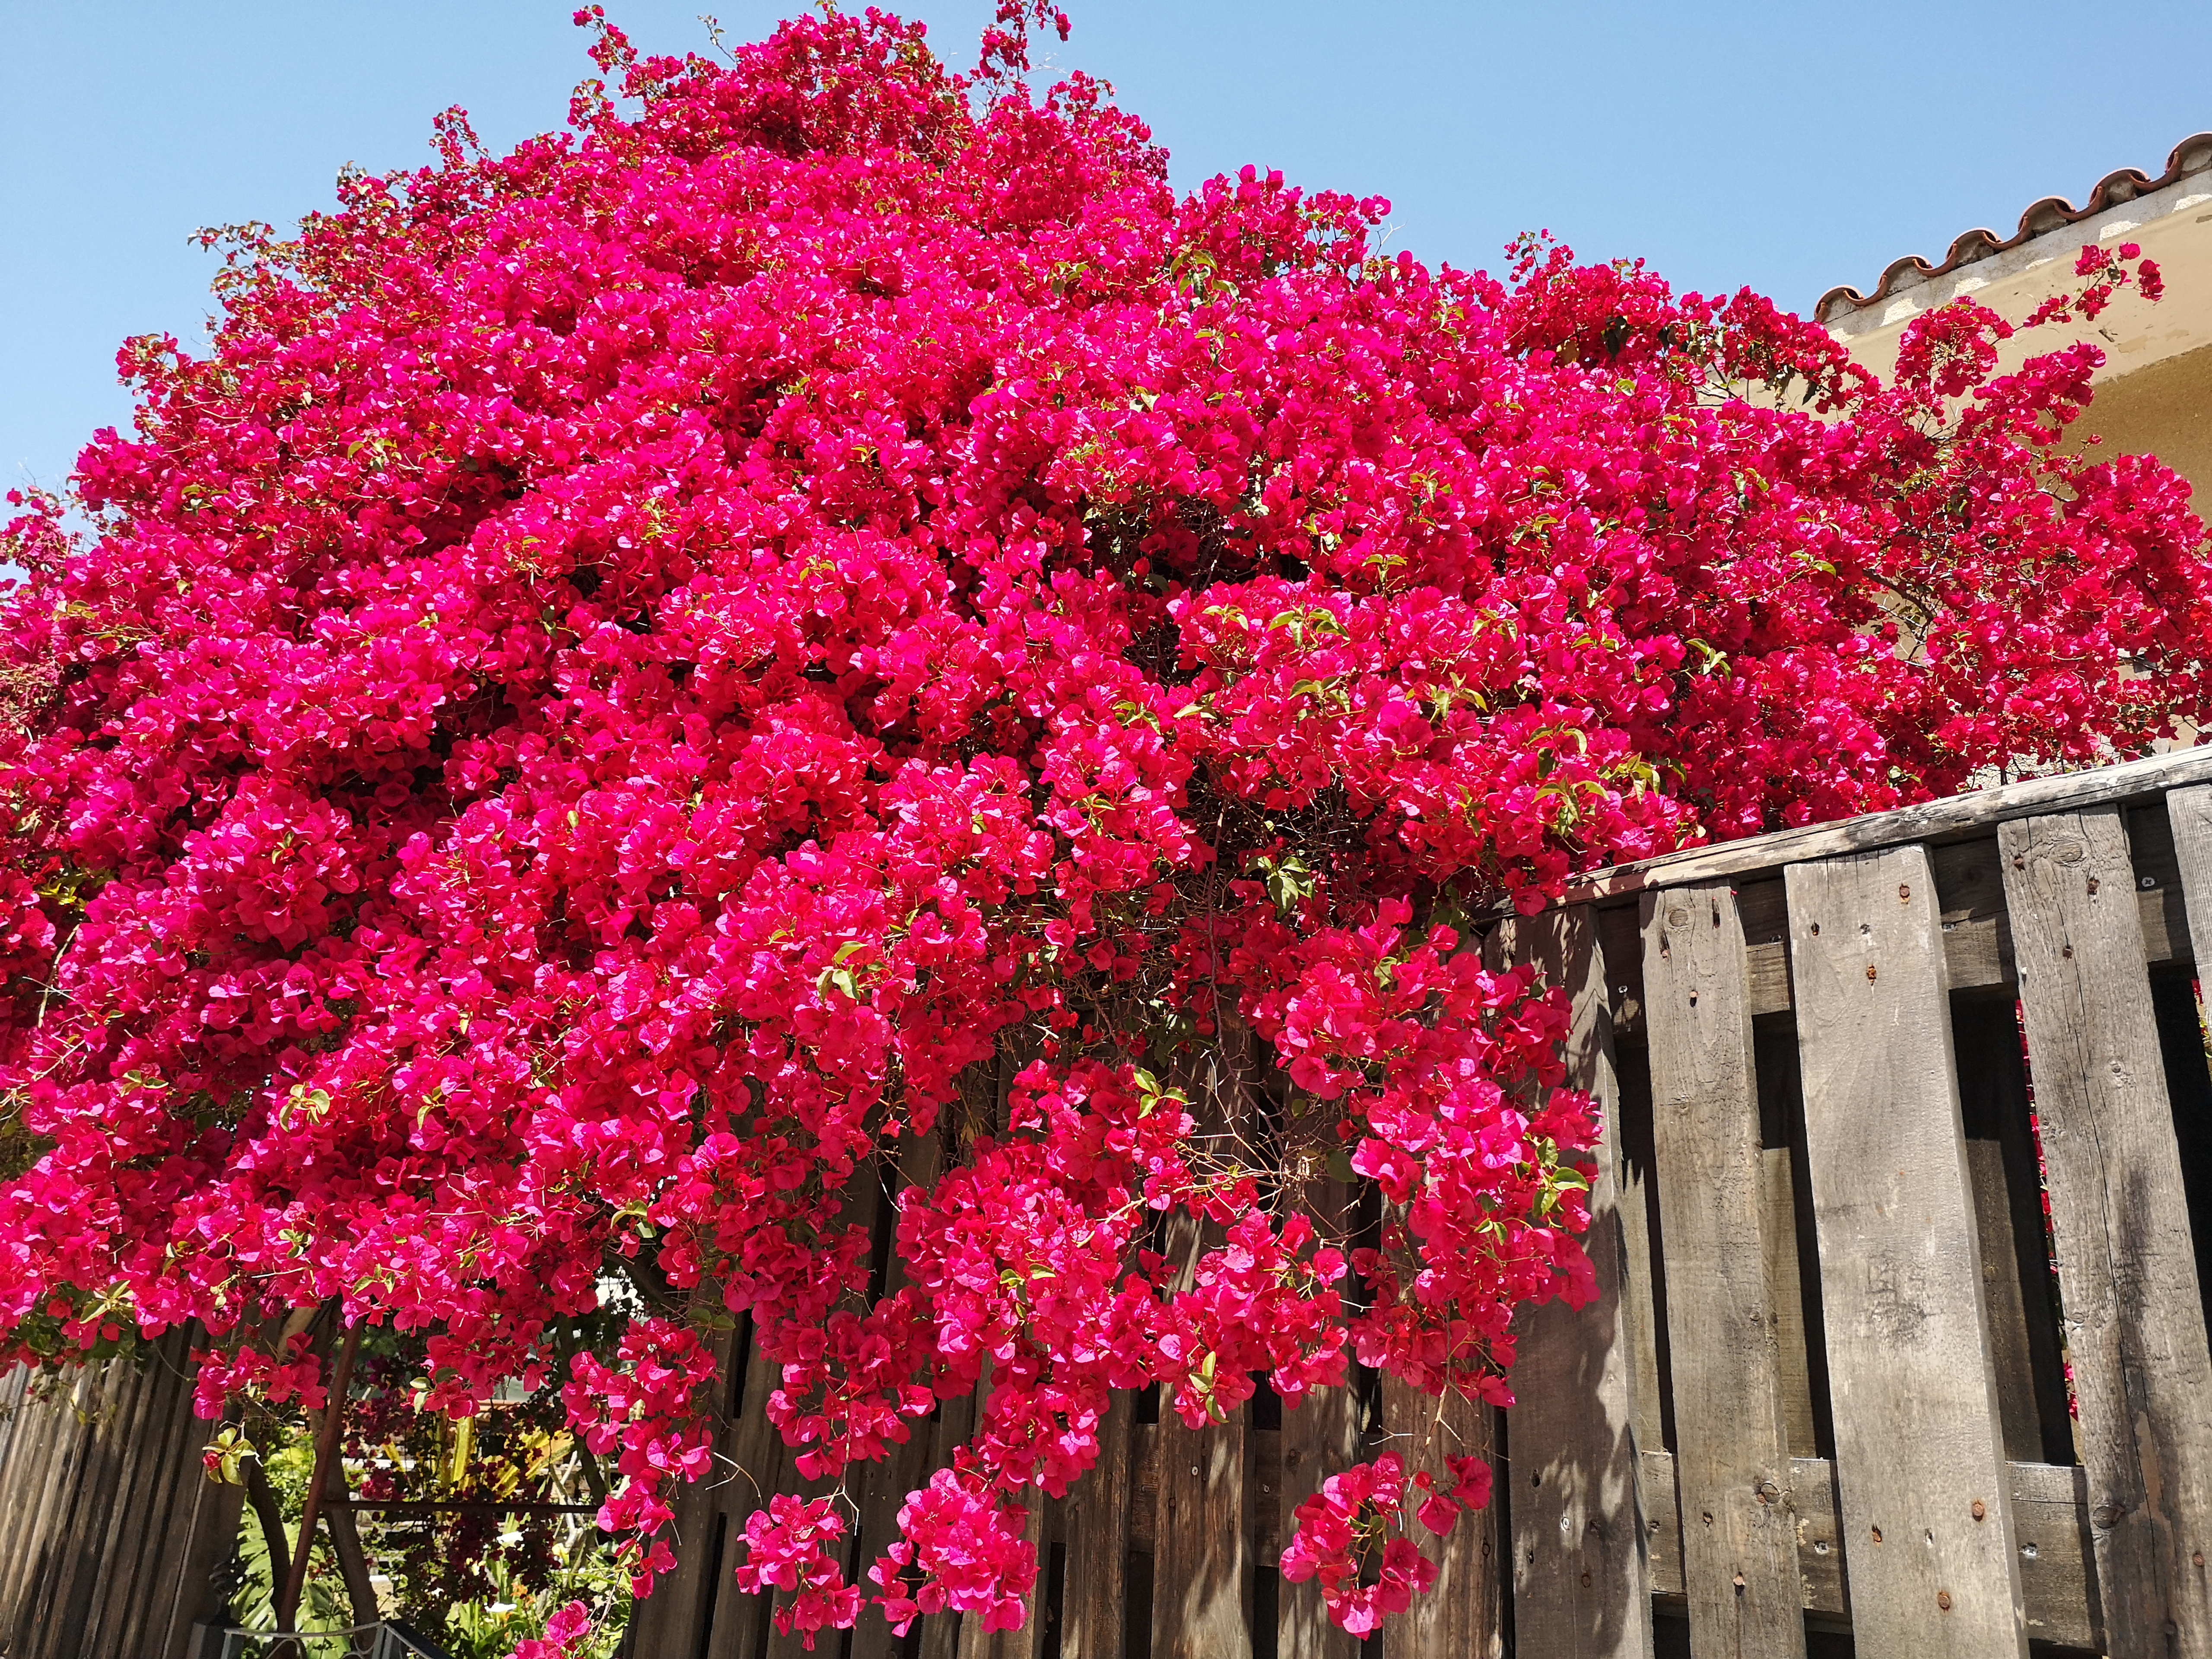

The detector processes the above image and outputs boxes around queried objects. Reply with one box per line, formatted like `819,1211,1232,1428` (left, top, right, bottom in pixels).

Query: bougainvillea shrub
0,1,2201,1640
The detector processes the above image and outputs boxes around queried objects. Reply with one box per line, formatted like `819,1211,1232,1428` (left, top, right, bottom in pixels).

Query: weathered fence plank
1641,1449,2096,1646
1151,1378,1249,1659
1380,1373,1504,1659
1576,744,2212,901
1276,1376,1361,1655
1758,1147,1818,1459
1786,845,2026,1656
0,1332,241,1659
1494,907,1654,1659
957,1472,1047,1659
2168,782,2212,977
629,1323,744,1657
1060,1388,1132,1659
2001,806,2212,1657
1638,884,1806,1659
1951,999,2077,1471
92,1343,188,1658
1150,1198,1251,1659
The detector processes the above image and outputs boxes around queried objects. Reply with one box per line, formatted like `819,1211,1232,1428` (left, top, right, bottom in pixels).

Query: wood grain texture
1567,744,2212,902
1758,1148,1818,1460
1058,1389,1131,1659
2001,806,2212,1658
710,1319,803,1659
1639,1450,1683,1602
1607,1049,1667,1463
1493,907,1654,1659
1274,1377,1360,1656
0,1367,69,1647
2009,1461,2103,1652
2168,782,2212,979
1963,1141,2049,1468
1786,845,2026,1656
1380,1373,1503,1659
1638,884,1806,1659
80,1343,172,1656
957,1481,1049,1659
1952,996,2078,1471
147,1360,243,1659
1151,1383,1250,1657
629,1324,744,1658
1640,1451,2095,1647
1606,819,2195,1032
0,1332,238,1659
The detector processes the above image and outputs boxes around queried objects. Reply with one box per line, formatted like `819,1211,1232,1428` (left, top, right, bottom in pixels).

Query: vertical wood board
1058,1388,1132,1659
1638,884,1806,1659
1272,1171,1361,1659
1786,846,2026,1656
1494,906,1654,1659
2001,807,2212,1657
2168,782,2212,983
1151,1202,1251,1659
1380,1373,1503,1659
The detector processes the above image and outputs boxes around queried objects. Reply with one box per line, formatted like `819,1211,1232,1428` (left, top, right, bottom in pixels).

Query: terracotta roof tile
1813,130,2212,325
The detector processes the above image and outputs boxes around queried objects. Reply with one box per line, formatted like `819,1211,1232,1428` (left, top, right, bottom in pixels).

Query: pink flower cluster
734,1494,863,1645
511,1600,593,1659
869,1464,1039,1636
1277,1450,1490,1635
0,0,2205,1643
190,1329,328,1419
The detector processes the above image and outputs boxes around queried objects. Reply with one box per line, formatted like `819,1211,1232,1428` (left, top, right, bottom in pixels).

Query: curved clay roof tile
1814,130,2212,325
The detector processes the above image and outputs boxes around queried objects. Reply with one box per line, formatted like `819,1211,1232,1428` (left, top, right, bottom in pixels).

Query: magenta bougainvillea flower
0,1,2201,1639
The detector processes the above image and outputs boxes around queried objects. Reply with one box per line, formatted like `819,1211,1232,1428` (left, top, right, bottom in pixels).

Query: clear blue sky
6,1,2210,495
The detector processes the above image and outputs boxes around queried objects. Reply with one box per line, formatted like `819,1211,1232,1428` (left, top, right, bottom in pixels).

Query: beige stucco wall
2070,340,2212,497
1822,169,2212,502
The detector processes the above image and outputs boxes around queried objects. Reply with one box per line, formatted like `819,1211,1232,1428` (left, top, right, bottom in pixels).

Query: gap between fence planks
1786,845,2026,1656
1638,884,1806,1659
2001,805,2212,1657
1491,907,1654,1659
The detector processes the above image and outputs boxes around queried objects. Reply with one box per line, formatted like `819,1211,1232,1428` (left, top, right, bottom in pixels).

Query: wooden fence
0,1328,241,1659
636,744,2212,1659
6,746,2212,1656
